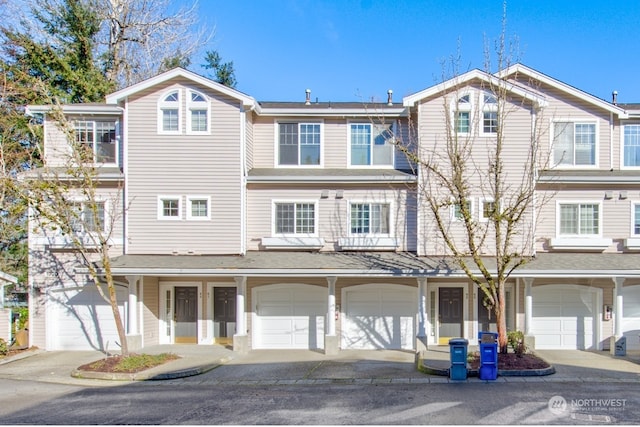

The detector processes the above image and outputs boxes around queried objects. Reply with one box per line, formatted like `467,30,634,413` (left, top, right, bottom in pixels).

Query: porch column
523,277,533,335
416,277,428,352
233,276,248,353
325,276,339,355
125,275,140,335
611,277,626,355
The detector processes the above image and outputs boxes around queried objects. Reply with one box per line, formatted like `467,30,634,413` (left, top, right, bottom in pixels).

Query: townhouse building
26,65,640,354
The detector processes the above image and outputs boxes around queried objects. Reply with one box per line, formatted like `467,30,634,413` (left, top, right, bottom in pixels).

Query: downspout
240,105,248,255
610,111,614,170
122,98,129,254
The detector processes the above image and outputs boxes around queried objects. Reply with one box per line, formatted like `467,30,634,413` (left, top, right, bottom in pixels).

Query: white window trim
346,199,394,238
450,198,474,222
274,120,324,168
157,195,182,220
347,121,395,168
479,197,495,223
271,200,319,237
186,195,211,221
480,92,498,136
73,119,120,166
550,118,599,169
157,89,182,135
555,200,603,238
449,91,474,136
620,123,640,170
625,201,640,250
186,90,210,135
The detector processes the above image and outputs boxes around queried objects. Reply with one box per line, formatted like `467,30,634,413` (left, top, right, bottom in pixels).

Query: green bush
507,330,527,355
0,338,7,356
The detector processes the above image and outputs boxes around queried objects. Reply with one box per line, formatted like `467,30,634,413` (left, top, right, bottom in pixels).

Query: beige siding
0,309,10,342
125,77,243,254
246,184,416,251
142,276,159,346
245,112,254,170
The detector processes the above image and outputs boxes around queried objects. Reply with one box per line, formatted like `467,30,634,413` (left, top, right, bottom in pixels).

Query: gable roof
498,63,628,118
402,68,547,108
105,67,257,108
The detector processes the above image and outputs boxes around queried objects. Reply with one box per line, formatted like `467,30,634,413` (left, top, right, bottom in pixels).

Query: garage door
253,285,325,349
623,285,640,350
532,285,597,350
342,285,415,350
49,285,126,351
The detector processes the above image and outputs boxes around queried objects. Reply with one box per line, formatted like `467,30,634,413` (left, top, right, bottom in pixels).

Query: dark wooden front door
214,287,236,344
439,287,463,344
175,286,197,344
478,291,497,333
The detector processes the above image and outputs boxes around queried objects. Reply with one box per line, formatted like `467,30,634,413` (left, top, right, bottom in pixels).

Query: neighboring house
0,271,18,343
25,65,640,354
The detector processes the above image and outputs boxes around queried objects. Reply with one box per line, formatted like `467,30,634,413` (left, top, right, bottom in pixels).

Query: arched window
482,93,498,134
158,90,181,133
452,93,472,134
187,90,209,133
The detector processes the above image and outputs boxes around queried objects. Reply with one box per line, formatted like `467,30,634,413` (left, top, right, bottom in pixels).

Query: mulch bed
77,353,180,374
468,352,550,370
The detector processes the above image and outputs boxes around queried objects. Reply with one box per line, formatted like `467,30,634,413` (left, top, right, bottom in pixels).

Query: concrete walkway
1,344,639,385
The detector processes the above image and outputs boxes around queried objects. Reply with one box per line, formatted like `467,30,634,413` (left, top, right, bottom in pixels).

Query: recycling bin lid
448,338,469,345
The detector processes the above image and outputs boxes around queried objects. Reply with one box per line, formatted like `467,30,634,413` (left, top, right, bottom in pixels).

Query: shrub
507,330,527,356
0,338,7,356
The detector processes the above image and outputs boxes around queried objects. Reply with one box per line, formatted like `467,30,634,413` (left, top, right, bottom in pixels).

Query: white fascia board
0,271,18,284
402,68,546,108
26,104,123,116
105,67,257,108
538,175,640,184
246,175,417,184
257,107,408,117
498,64,628,118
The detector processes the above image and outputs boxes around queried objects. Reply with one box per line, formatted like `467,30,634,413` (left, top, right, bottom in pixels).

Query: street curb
0,348,45,366
417,352,555,378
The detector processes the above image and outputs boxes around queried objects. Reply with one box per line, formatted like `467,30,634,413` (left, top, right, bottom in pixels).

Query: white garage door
623,285,640,350
532,286,597,350
49,285,126,351
253,285,325,350
342,285,415,350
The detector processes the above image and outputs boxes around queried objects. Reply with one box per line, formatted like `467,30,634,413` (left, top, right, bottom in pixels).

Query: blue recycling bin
448,338,469,380
478,332,498,380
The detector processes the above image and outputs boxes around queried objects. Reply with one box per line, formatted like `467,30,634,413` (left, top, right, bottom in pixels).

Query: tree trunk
107,279,128,356
495,284,508,353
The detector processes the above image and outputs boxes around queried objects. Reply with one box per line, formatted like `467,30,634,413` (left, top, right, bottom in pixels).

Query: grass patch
83,352,179,373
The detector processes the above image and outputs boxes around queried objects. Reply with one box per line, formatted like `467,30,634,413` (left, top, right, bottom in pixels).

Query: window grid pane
299,124,320,165
579,203,598,235
560,203,599,235
276,203,295,233
95,121,116,163
351,124,371,165
575,124,595,165
163,109,179,131
456,112,470,133
191,110,207,132
624,125,640,167
559,204,578,234
295,203,315,233
279,123,298,165
191,199,208,217
163,199,179,217
351,203,370,234
483,112,497,133
635,204,640,235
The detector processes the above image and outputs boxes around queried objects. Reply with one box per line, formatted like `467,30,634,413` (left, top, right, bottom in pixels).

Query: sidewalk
1,344,639,385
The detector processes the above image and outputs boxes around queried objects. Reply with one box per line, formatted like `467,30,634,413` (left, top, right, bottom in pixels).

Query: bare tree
396,21,552,352
23,104,129,355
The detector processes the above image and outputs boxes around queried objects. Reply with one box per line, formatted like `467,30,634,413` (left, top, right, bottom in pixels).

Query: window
74,120,117,163
350,203,390,235
559,203,600,236
70,201,105,233
159,91,180,133
278,122,321,166
349,123,394,166
452,199,473,222
453,94,472,134
187,196,210,220
482,94,498,134
158,196,182,220
553,121,596,166
623,124,640,167
275,202,316,234
188,90,209,133
633,203,640,235
480,199,497,222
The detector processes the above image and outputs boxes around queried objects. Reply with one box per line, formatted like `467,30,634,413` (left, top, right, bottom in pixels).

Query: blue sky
195,0,639,104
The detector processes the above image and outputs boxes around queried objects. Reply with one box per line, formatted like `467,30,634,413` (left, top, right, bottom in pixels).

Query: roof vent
387,89,393,105
305,89,311,105
612,90,618,105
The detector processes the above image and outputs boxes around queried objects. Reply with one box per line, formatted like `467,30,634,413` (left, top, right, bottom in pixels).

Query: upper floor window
70,201,105,233
558,202,600,236
451,198,473,222
480,198,497,222
278,123,321,166
74,120,117,164
553,121,596,167
349,123,394,167
350,203,390,235
158,91,180,133
453,94,472,134
623,124,640,167
275,202,316,234
188,90,209,133
632,203,640,236
482,94,498,134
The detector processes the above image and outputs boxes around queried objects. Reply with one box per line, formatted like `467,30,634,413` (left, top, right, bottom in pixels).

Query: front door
213,287,236,344
175,286,198,344
439,287,463,344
